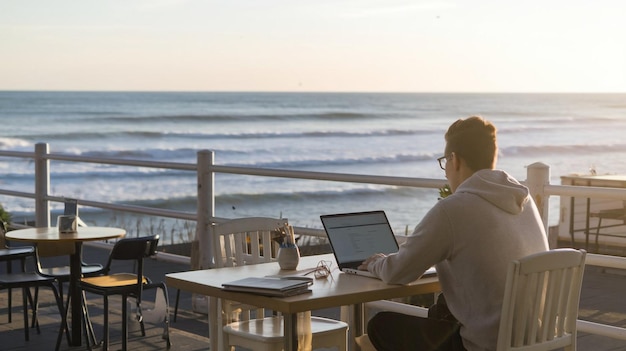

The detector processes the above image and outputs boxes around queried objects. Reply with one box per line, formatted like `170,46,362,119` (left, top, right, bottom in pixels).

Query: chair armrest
364,300,428,318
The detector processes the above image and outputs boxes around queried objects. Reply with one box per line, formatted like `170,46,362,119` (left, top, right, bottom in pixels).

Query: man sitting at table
358,116,549,351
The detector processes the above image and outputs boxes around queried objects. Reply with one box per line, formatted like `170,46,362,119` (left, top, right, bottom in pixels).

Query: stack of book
222,277,313,297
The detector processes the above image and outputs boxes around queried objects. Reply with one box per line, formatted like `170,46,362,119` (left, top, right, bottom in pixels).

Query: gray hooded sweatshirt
367,169,549,351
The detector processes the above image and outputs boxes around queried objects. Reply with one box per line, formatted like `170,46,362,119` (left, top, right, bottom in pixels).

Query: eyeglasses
437,155,449,170
304,260,333,279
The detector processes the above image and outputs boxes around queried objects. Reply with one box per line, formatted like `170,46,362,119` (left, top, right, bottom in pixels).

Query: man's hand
357,253,386,270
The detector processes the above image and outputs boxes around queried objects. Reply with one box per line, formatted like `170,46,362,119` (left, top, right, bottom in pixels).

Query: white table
166,253,440,351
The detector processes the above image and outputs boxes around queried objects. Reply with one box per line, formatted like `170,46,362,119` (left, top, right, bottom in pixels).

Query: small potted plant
438,184,452,200
272,224,300,270
0,203,11,232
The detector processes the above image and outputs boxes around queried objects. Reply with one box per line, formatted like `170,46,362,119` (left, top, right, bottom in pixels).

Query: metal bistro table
6,226,126,346
166,253,440,351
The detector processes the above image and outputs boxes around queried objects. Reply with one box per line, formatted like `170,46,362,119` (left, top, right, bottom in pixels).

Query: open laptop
321,210,436,279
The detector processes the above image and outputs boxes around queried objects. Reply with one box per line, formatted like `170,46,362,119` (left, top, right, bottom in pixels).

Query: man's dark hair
444,116,497,171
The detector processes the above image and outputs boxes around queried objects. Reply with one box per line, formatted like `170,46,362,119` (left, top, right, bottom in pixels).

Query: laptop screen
321,211,399,268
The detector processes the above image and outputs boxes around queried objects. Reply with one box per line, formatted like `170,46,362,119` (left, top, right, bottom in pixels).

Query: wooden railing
1,143,626,342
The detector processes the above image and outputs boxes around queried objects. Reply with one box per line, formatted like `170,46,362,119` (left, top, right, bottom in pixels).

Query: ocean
1,91,625,243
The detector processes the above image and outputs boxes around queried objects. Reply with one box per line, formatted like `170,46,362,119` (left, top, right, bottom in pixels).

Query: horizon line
1,89,625,94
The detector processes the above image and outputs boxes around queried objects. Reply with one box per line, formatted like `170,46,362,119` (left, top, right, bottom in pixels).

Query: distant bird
232,206,236,210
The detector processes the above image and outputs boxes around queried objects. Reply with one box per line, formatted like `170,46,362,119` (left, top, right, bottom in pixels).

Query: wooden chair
36,240,103,347
496,248,586,351
35,201,104,345
38,199,102,299
209,217,348,351
172,217,290,320
76,235,171,351
36,241,103,305
359,249,586,351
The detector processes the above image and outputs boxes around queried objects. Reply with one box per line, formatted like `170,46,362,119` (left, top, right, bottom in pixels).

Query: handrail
0,148,448,237
2,145,626,342
0,149,446,189
47,195,198,221
586,253,626,270
545,184,626,199
0,189,35,199
46,152,197,171
211,164,448,188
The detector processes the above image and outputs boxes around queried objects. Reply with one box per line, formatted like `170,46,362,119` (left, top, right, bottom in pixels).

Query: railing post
526,162,553,247
34,143,50,227
191,150,215,313
196,150,215,270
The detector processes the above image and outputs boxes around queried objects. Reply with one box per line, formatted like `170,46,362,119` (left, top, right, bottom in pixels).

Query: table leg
69,242,83,346
353,303,364,335
209,297,219,351
283,312,298,351
352,303,364,351
585,197,591,251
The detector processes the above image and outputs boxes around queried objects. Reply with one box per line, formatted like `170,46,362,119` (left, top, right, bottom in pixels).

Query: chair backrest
34,241,76,274
496,248,586,351
211,217,289,326
64,198,78,217
212,217,288,268
0,223,35,267
110,235,159,260
103,235,160,275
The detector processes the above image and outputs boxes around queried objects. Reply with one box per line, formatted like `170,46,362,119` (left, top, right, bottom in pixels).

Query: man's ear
450,152,460,170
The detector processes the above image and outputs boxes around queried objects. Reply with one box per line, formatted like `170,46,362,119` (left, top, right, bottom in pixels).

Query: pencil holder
57,215,77,234
277,245,300,270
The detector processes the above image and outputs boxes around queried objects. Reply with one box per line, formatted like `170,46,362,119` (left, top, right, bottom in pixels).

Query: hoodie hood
455,169,530,214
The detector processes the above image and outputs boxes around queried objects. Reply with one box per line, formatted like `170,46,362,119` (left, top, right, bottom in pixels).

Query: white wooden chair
358,297,431,351
496,248,586,351
211,217,348,351
359,249,586,351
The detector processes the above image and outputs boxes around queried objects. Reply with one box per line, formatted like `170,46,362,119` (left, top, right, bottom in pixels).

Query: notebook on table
222,277,313,297
321,210,436,279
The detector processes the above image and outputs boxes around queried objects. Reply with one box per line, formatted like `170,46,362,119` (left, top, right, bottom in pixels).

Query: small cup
57,215,77,234
277,245,300,270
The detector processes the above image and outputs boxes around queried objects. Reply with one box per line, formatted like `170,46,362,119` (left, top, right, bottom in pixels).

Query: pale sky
1,0,625,92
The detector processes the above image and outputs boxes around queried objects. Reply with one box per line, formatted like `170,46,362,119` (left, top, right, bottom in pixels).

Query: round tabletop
6,226,126,243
